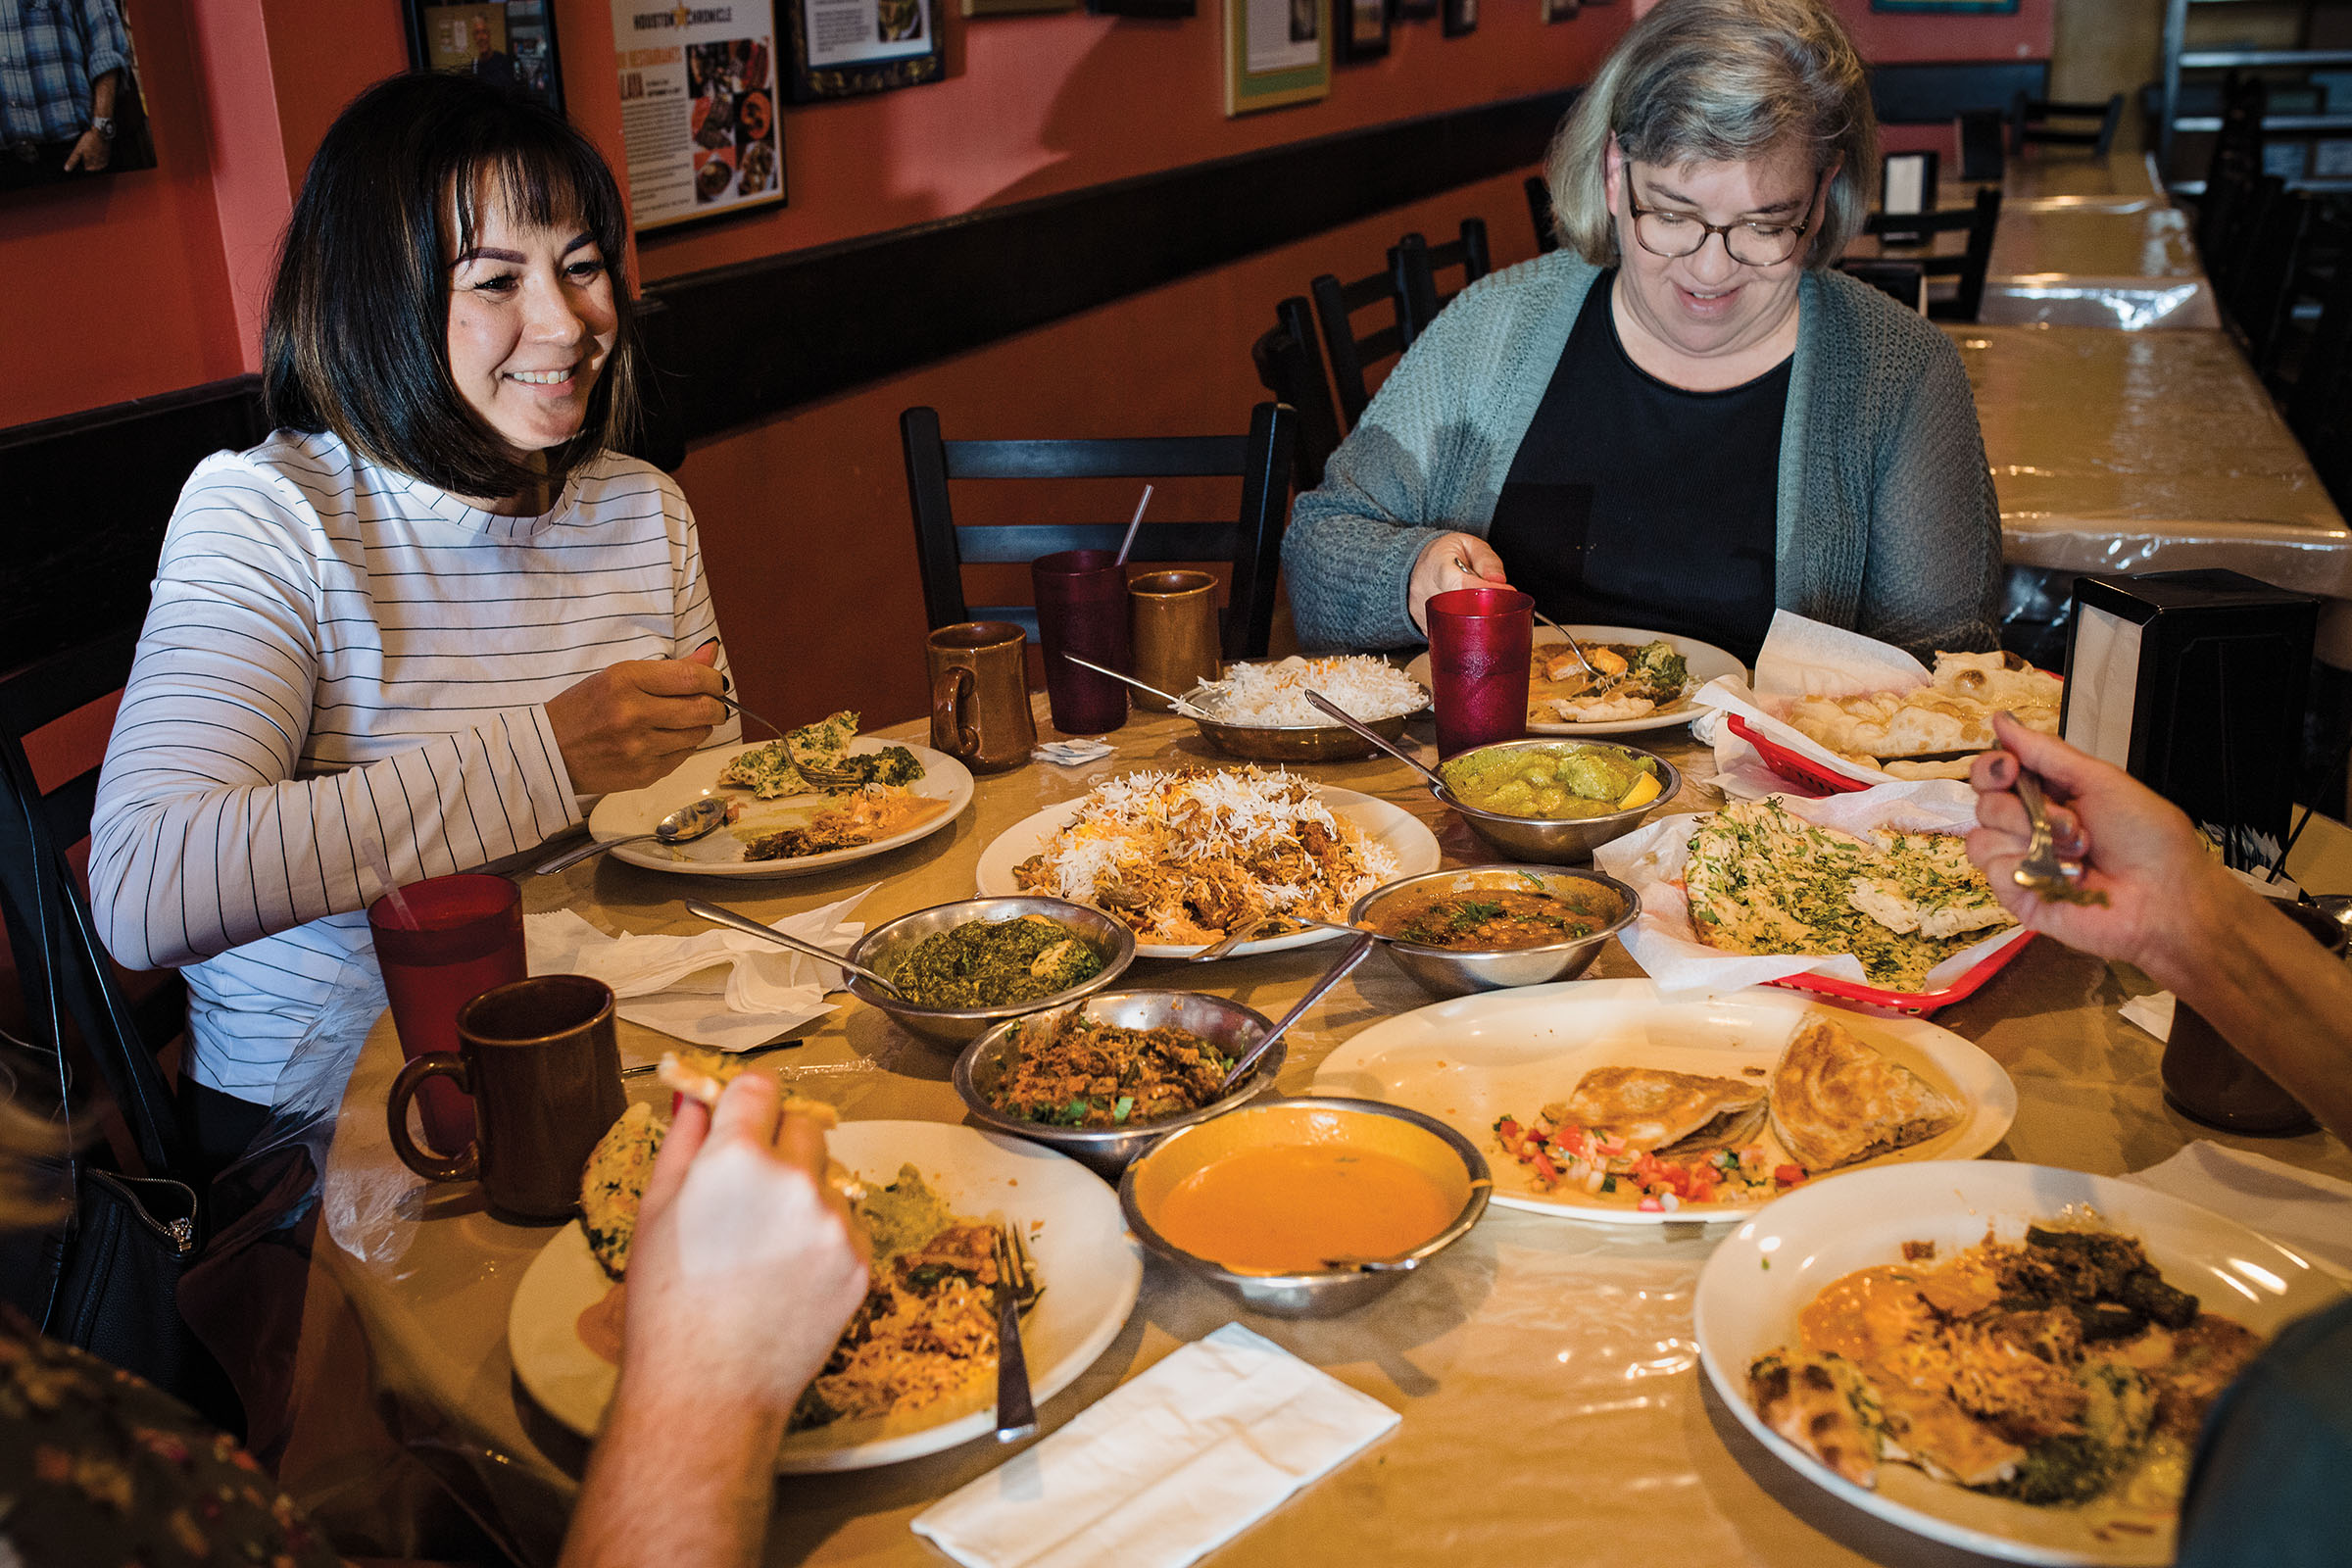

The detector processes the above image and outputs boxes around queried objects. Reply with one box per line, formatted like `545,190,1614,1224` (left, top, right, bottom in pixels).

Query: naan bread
1750,1351,1888,1487
1546,1065,1766,1153
1769,1015,1962,1172
1932,650,2062,718
1782,653,2059,767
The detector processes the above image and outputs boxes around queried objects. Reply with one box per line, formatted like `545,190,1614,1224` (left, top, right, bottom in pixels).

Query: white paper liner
1695,611,1942,795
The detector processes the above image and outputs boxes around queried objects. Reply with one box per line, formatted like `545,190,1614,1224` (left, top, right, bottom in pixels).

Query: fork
991,1222,1040,1443
2010,767,2091,902
1533,611,1604,684
710,690,787,742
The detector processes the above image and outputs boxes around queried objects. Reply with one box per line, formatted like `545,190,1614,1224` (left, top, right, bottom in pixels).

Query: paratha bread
1769,1015,1962,1172
1544,1065,1767,1153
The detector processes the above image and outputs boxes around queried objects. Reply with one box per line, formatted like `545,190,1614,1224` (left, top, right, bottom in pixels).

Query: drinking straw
362,828,419,929
1112,484,1154,567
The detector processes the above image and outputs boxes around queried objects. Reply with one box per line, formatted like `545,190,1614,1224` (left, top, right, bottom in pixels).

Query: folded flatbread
1784,652,2059,769
1932,650,2062,717
1769,1015,1962,1172
1545,1065,1766,1153
1750,1351,1887,1487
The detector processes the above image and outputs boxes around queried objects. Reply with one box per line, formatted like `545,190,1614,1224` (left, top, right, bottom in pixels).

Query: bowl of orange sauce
1119,1097,1492,1316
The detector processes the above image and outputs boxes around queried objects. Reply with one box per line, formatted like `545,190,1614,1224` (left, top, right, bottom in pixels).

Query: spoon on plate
683,899,906,994
533,796,729,875
1213,930,1378,1097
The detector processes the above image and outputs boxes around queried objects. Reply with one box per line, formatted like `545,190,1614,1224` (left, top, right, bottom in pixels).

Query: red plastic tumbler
368,873,527,1156
1426,587,1535,758
1032,548,1132,735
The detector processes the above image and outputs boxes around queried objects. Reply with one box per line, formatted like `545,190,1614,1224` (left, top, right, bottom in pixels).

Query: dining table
281,699,2352,1568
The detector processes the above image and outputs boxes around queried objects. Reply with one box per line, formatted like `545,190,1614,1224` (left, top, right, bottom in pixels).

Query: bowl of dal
1349,863,1639,998
846,896,1137,1049
1428,738,1681,864
1118,1097,1492,1317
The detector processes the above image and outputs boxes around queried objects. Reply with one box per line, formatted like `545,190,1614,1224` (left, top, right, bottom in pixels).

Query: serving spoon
533,796,729,875
1303,690,1455,794
1213,929,1377,1097
1057,652,1220,718
683,898,906,995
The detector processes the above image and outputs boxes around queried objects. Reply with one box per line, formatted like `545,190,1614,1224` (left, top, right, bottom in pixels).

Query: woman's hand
547,642,726,795
1407,532,1511,632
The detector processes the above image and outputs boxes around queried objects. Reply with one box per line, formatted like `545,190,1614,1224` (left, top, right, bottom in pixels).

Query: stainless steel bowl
1183,682,1429,764
846,897,1137,1049
953,990,1283,1177
1429,737,1682,863
1348,863,1639,998
1119,1097,1493,1317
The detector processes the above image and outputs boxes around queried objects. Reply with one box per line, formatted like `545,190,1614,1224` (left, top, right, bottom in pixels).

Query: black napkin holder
2060,569,2316,868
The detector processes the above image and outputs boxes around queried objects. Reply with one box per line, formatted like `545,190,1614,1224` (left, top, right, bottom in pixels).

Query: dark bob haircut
264,73,638,502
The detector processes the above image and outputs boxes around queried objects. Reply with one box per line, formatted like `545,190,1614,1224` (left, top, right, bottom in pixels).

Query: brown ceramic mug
1127,570,1222,712
927,620,1037,772
2161,901,2347,1136
387,973,626,1221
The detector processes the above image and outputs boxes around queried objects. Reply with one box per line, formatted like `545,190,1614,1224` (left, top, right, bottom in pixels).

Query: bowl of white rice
1182,655,1429,762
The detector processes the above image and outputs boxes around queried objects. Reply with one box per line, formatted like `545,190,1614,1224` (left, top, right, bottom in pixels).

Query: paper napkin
1695,611,1941,795
2124,1142,2352,1280
1033,739,1115,766
910,1323,1399,1568
523,887,871,1053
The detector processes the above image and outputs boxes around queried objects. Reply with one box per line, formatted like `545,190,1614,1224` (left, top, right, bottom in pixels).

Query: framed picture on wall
966,0,1079,14
1090,0,1197,15
1336,0,1388,61
1868,0,2016,12
1394,0,1439,21
1224,0,1329,115
1442,0,1477,37
786,0,946,101
610,0,786,231
406,0,564,113
1539,0,1579,21
0,0,159,197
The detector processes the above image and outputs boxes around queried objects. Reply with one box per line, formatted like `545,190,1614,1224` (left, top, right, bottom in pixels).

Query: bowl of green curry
1430,738,1682,864
846,896,1138,1048
1349,863,1640,998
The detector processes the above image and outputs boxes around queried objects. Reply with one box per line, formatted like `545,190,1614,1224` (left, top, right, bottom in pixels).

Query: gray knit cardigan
1281,251,2004,660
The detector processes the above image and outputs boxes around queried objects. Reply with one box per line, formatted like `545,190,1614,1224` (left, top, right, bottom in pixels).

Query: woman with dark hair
1281,0,2002,665
87,73,736,1170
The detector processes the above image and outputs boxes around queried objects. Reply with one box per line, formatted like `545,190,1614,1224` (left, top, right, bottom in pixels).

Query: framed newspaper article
785,0,946,101
1224,0,1329,116
610,1,786,231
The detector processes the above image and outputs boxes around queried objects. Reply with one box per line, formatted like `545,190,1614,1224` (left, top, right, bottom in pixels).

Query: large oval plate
1310,979,2014,1223
1405,623,1745,736
972,785,1442,959
585,739,974,877
508,1120,1142,1472
1694,1161,2344,1565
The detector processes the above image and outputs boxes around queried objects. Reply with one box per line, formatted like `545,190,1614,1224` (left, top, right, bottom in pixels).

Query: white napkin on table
910,1323,1399,1568
2120,990,2177,1042
523,887,871,1054
1033,739,1115,766
2124,1142,2352,1281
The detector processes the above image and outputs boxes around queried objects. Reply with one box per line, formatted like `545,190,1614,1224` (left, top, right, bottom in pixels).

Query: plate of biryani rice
1180,655,1430,764
508,1117,1141,1472
973,765,1441,958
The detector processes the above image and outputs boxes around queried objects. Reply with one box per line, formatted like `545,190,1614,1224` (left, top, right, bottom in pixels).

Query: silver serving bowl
954,990,1282,1177
1182,681,1429,764
846,897,1137,1049
1119,1097,1493,1317
1429,737,1681,863
1348,863,1640,999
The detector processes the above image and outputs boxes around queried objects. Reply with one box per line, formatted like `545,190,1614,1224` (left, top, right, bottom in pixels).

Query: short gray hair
1544,0,1878,270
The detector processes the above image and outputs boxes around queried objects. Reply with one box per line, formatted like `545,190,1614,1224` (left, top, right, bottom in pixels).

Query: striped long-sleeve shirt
88,429,738,1104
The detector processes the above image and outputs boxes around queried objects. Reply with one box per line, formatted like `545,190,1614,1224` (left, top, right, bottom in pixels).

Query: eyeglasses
1625,172,1825,268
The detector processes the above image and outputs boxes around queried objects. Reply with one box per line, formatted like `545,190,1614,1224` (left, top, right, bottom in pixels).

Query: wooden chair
1394,220,1493,342
2223,181,2311,377
1250,295,1344,491
2008,90,2127,157
1309,249,1413,428
1835,258,1928,316
1525,174,1559,255
2287,233,2352,445
2196,76,2269,271
899,403,1298,661
1861,186,2004,323
1956,109,2006,182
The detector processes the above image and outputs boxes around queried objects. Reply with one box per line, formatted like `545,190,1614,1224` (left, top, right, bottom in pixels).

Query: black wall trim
637,87,1580,443
1870,59,2050,125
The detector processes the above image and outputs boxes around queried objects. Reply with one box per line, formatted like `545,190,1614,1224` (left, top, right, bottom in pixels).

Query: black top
1487,271,1789,667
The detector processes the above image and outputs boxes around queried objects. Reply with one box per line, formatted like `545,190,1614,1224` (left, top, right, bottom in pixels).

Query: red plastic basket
1726,713,1875,797
1768,929,2036,1016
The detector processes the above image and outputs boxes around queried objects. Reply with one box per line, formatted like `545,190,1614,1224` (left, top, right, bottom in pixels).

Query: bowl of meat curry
1349,864,1639,998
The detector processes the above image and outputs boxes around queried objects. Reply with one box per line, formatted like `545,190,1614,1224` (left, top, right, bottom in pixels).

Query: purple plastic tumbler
1032,548,1131,735
1426,587,1534,758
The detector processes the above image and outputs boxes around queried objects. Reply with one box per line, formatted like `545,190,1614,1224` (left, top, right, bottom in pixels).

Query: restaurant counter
281,705,2352,1567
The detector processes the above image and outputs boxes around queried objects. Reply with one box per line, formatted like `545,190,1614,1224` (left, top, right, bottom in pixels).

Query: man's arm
61,68,117,172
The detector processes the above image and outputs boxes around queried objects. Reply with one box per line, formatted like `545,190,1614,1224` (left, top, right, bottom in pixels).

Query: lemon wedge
1617,771,1662,810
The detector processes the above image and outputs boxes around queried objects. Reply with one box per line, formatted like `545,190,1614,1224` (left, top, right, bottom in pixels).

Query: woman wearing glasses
1281,0,2001,665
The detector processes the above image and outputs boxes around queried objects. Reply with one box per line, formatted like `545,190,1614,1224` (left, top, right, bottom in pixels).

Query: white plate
1309,980,2014,1223
585,739,973,877
972,784,1442,959
1404,623,1747,735
1695,1161,2345,1565
507,1120,1142,1472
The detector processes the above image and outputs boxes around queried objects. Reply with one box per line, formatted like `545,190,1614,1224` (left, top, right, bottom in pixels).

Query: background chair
2221,180,2311,379
1956,108,2007,182
1860,186,2004,323
1525,174,1559,255
2008,90,2127,157
900,403,1298,661
1835,258,1928,315
1394,220,1492,341
1250,295,1344,491
1309,248,1415,428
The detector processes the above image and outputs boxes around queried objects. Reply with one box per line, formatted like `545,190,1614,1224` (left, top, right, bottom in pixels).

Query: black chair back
2008,90,2126,156
2288,233,2352,445
1250,295,1343,492
900,403,1297,661
2197,75,2269,270
2225,182,2311,376
1861,186,2004,322
1309,248,1415,428
1525,175,1559,255
1835,258,1928,315
1394,220,1493,341
1956,109,2007,182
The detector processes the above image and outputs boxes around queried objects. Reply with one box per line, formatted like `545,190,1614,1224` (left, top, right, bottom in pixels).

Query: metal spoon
1533,612,1603,684
1303,690,1454,797
2009,768,2102,905
1214,929,1378,1096
1058,652,1220,718
1185,913,1291,963
683,898,904,994
534,796,729,874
